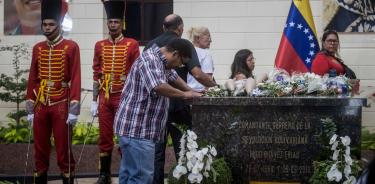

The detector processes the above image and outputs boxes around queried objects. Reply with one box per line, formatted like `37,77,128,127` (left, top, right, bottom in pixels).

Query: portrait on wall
4,0,43,35
323,0,375,32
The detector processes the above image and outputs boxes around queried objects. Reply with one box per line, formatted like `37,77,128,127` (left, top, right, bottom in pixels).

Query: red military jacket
93,35,140,98
26,37,81,107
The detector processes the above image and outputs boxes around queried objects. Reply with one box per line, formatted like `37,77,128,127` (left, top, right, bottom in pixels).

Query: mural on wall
323,0,375,32
4,0,43,35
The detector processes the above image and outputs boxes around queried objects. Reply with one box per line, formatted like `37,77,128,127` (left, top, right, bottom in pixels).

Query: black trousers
153,106,192,184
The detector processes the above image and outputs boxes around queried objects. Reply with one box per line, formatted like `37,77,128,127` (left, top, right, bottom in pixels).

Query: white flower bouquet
204,86,227,97
205,68,354,97
169,130,232,184
251,68,354,97
309,134,361,184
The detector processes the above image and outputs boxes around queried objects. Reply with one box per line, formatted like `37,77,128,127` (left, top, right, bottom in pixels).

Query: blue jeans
154,106,192,184
118,136,155,184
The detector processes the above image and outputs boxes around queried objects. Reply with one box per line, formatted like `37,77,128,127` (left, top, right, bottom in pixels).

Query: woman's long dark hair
230,49,253,79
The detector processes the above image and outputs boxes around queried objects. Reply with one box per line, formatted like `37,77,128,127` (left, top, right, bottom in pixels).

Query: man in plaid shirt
114,38,202,184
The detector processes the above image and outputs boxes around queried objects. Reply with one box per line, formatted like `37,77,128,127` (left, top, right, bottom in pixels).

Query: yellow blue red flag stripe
275,0,319,74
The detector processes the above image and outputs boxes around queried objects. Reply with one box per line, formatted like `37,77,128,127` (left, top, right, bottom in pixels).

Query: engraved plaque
191,97,366,183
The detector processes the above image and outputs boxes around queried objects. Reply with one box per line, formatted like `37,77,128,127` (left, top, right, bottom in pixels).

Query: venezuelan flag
275,0,319,74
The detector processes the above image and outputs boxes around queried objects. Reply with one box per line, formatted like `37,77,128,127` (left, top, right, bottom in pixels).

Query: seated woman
187,26,214,92
311,30,356,79
225,49,267,95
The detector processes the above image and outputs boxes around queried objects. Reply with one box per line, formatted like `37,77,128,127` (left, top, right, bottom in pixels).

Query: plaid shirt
114,45,178,141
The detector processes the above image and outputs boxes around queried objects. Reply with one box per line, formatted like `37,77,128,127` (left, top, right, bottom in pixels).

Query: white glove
90,101,98,117
66,113,78,126
27,114,34,124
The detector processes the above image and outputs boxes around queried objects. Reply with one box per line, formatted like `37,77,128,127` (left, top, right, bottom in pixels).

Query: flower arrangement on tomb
168,130,232,184
203,86,227,97
203,68,356,97
251,68,354,97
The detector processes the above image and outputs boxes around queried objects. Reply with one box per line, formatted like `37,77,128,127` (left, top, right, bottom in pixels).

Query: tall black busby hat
103,0,126,20
41,0,68,23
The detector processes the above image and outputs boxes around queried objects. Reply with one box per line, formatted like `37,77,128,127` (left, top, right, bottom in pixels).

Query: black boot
33,172,47,184
96,152,112,184
61,173,74,184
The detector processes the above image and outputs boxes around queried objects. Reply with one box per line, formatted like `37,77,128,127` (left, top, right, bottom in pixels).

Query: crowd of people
23,0,367,184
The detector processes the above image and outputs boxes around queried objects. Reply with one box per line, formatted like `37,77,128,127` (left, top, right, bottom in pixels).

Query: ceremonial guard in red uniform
91,1,140,183
25,0,81,183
